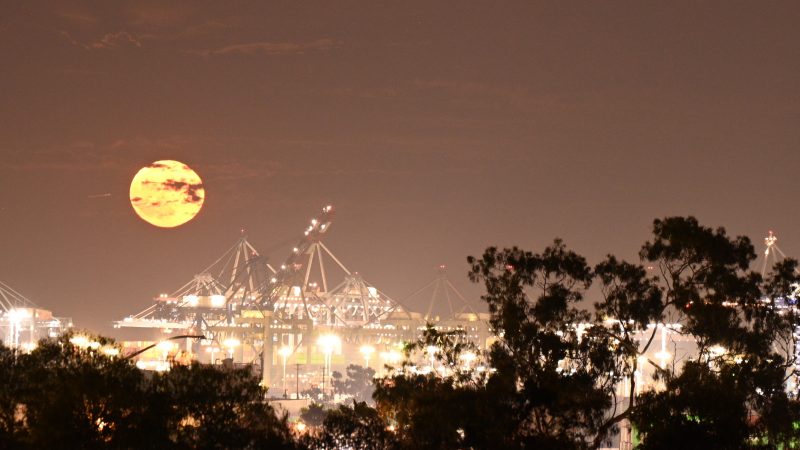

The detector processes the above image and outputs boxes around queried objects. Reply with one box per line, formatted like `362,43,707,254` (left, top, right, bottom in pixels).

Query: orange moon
129,160,205,228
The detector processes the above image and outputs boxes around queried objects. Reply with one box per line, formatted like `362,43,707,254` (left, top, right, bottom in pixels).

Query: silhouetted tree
467,217,800,449
0,332,299,450
331,364,376,402
11,333,149,449
468,239,613,449
300,386,323,401
0,345,27,447
629,217,800,449
372,326,513,450
589,254,665,446
153,361,298,450
303,400,394,450
299,403,327,428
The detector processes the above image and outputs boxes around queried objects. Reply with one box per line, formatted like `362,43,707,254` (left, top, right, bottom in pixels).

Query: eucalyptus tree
467,217,800,449
303,401,395,450
468,239,611,449
630,217,800,449
0,333,300,450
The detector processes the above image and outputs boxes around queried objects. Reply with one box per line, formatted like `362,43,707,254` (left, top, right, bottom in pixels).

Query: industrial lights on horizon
7,308,32,321
69,335,103,352
380,349,403,364
210,295,226,308
223,337,241,349
102,347,120,357
156,341,176,352
459,351,477,367
708,345,727,357
20,342,37,353
185,295,199,307
654,350,672,369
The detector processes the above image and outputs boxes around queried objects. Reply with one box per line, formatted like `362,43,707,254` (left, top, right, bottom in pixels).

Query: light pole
223,337,241,360
206,346,219,364
654,324,672,369
317,334,340,399
360,345,375,368
279,346,292,394
7,308,32,349
296,363,301,399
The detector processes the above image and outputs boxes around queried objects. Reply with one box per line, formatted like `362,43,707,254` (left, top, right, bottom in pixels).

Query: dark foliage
331,364,376,402
299,402,327,428
468,240,612,449
302,401,394,450
630,217,800,449
0,332,298,450
462,217,800,449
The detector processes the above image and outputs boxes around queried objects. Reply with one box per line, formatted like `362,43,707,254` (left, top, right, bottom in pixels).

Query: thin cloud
61,30,144,51
87,31,143,50
191,38,337,57
162,180,204,203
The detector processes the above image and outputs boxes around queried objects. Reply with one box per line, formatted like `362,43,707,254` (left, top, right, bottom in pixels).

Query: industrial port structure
3,204,795,405
114,206,491,392
111,208,800,401
0,281,72,351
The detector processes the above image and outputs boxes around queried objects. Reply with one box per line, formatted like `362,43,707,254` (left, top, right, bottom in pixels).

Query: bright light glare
317,334,340,354
460,351,477,364
8,308,31,321
210,295,226,308
70,335,90,348
709,345,726,356
381,350,402,363
157,341,176,352
654,350,671,361
223,337,241,349
20,342,37,353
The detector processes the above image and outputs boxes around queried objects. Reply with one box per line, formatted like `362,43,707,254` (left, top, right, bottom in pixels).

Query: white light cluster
211,295,226,308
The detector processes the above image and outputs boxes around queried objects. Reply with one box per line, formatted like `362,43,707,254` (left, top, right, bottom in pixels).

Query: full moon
129,160,205,228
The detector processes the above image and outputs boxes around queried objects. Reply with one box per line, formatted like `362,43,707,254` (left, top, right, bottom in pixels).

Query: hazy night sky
1,1,799,334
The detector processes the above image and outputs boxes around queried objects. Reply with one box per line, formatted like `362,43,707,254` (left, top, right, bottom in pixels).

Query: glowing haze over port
0,2,798,335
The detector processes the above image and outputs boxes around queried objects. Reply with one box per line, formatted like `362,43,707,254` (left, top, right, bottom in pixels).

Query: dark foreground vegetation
2,216,800,450
0,333,298,449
